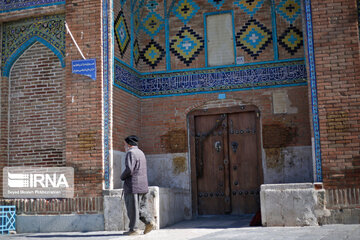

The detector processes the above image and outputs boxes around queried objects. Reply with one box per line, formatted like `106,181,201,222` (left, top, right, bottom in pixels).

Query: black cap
125,135,138,146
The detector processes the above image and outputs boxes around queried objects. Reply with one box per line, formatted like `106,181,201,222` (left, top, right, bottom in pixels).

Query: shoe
144,222,155,234
123,230,141,236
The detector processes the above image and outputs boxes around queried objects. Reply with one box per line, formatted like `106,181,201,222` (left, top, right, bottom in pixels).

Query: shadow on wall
262,123,313,184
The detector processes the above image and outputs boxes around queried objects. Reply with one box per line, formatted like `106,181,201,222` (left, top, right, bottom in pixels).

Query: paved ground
3,215,360,240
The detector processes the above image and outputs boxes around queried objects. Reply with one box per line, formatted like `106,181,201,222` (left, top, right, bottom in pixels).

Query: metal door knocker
231,141,238,153
215,141,221,152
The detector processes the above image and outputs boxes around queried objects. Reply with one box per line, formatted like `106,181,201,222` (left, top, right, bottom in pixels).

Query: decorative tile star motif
173,0,200,25
120,0,127,7
142,12,164,38
234,0,265,17
208,0,226,10
236,18,272,59
133,38,141,66
134,12,141,34
146,0,159,11
170,25,204,66
141,39,165,69
276,0,301,24
114,10,130,57
278,25,303,55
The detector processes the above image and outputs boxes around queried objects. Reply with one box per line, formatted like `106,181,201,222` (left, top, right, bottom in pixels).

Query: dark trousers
124,192,153,231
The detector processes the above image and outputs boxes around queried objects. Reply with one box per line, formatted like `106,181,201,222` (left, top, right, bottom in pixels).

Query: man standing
121,135,155,235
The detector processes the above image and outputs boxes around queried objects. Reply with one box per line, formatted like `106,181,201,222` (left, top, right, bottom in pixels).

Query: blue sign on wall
72,59,96,80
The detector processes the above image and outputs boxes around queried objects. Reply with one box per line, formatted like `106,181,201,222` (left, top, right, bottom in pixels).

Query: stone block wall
260,183,330,226
104,187,188,231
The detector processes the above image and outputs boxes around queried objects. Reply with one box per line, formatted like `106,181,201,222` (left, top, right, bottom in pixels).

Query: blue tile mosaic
120,0,127,7
142,12,164,38
114,10,130,57
140,39,166,69
2,14,65,77
173,0,200,25
208,0,226,10
276,0,301,24
134,9,141,34
133,38,141,66
170,25,204,66
236,18,272,59
115,59,307,96
146,0,159,11
0,0,64,12
103,0,111,189
234,0,265,17
304,0,322,182
278,24,303,55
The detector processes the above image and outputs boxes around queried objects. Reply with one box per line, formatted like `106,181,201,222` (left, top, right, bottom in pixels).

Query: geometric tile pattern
278,25,303,55
236,18,272,59
146,0,159,11
276,0,301,24
133,38,141,66
208,0,226,10
234,0,265,17
304,0,322,181
0,0,64,12
103,0,110,189
120,0,127,7
1,14,66,76
0,206,16,234
170,26,204,66
137,0,146,9
173,0,200,25
115,10,130,57
114,59,307,96
142,12,164,38
134,9,141,34
115,62,142,96
140,39,166,69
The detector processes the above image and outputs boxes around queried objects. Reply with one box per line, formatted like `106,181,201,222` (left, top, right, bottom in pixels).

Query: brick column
65,0,104,196
310,0,360,188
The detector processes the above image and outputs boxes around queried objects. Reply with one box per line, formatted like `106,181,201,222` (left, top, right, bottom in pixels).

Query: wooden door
195,114,230,215
228,111,261,214
193,108,262,215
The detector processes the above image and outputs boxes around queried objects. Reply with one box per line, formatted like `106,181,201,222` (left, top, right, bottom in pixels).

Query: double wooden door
191,108,262,215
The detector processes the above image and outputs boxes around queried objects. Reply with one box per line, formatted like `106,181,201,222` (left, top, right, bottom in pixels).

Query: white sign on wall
206,13,235,67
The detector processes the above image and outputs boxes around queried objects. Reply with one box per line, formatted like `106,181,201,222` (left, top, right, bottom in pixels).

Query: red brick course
139,86,311,154
113,88,141,151
7,42,65,166
310,0,360,189
64,0,104,196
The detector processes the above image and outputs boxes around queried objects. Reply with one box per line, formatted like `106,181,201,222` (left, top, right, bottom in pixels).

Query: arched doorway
188,105,263,215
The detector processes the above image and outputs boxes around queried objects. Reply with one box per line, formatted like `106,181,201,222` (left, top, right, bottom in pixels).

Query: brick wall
64,0,104,196
140,86,311,155
113,88,141,151
8,42,65,166
311,0,360,189
115,0,305,71
0,1,104,200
